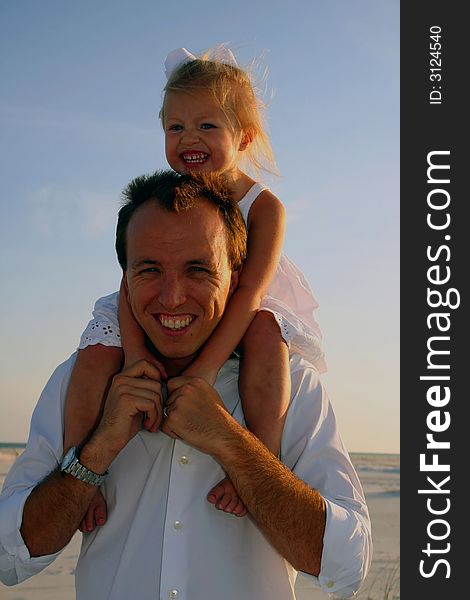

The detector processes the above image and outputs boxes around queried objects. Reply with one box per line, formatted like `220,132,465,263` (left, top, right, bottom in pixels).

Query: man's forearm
163,377,326,574
20,468,98,557
21,359,164,557
215,423,326,575
20,359,164,559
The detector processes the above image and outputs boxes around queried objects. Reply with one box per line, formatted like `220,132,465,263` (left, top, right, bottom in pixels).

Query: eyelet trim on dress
260,308,326,373
79,319,122,349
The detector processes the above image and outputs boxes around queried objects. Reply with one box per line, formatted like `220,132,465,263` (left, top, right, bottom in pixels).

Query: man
0,171,372,599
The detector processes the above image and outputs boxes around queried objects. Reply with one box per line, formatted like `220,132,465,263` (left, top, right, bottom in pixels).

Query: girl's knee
243,311,284,348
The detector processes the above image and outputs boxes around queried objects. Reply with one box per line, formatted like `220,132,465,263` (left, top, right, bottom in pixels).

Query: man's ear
238,130,254,152
122,271,130,301
229,267,241,297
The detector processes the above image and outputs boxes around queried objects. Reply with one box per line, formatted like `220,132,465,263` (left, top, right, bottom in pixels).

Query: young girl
65,47,326,529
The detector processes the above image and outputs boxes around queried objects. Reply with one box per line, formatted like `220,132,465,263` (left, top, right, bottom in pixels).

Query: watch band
64,459,107,486
61,447,107,486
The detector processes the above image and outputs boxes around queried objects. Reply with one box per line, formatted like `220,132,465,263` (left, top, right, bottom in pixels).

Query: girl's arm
184,191,286,383
119,277,167,377
118,277,147,368
64,284,166,453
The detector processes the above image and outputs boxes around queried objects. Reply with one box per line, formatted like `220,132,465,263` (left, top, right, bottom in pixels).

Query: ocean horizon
1,442,400,499
0,442,401,455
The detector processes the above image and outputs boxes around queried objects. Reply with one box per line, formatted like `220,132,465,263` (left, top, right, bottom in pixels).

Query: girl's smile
163,90,245,177
179,150,210,167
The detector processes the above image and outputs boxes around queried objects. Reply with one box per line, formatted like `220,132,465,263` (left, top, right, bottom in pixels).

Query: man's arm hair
215,422,325,575
163,377,326,575
20,468,99,556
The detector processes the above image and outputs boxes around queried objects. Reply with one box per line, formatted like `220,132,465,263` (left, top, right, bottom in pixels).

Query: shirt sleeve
0,356,75,585
281,356,373,598
78,291,122,349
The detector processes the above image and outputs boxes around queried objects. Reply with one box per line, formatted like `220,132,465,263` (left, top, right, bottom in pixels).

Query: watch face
61,447,77,470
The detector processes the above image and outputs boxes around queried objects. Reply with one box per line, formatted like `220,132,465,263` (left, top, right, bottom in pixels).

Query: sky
0,1,399,453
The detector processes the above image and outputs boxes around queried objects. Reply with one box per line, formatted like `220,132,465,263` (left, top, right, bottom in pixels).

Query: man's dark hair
115,170,247,270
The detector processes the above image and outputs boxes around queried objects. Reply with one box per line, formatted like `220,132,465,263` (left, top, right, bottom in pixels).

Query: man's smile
155,313,196,333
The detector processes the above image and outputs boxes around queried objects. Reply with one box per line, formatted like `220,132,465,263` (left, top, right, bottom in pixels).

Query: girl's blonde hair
160,48,278,177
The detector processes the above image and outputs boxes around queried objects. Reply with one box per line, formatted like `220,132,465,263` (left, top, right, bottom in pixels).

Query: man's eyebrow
186,259,216,268
131,259,160,268
187,258,211,264
130,259,216,268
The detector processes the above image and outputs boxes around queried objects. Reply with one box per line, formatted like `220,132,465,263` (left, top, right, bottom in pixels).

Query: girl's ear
238,130,254,152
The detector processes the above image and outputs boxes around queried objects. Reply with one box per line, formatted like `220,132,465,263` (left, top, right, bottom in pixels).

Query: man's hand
161,375,325,576
21,359,164,558
88,360,164,466
161,376,232,455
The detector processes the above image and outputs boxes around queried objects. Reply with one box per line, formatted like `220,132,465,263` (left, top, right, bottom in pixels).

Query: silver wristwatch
60,446,107,486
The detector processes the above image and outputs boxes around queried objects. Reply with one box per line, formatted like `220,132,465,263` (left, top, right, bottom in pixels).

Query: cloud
284,197,308,223
29,185,119,239
0,103,152,140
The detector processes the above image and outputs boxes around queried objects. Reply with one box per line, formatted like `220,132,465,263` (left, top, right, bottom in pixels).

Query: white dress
79,182,326,373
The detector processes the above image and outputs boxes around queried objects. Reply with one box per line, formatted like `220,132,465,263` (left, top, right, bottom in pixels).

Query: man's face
125,199,238,369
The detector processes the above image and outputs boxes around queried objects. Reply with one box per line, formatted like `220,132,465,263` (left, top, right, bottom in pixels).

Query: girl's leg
207,311,290,516
239,310,290,457
64,344,123,531
64,344,123,450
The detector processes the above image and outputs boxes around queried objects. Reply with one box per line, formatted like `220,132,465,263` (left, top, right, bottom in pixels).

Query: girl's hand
181,363,218,386
123,346,167,381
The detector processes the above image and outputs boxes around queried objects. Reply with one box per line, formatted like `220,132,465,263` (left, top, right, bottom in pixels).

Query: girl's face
163,90,245,177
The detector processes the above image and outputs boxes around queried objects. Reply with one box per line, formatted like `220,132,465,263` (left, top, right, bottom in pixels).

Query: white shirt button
169,590,179,599
180,455,189,465
326,580,335,589
173,520,182,530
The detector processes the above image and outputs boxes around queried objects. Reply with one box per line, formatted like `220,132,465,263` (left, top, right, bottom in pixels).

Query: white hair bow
164,46,239,80
164,48,196,79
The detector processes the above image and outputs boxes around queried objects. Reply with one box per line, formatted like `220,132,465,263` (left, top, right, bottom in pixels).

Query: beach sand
0,452,399,599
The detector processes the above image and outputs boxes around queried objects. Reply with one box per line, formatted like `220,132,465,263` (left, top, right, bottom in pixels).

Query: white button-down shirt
0,353,372,599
